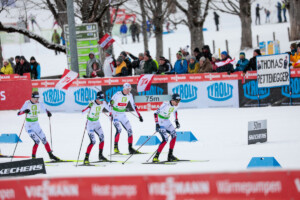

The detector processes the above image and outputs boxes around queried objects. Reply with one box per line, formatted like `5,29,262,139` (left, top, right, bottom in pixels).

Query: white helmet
123,83,132,90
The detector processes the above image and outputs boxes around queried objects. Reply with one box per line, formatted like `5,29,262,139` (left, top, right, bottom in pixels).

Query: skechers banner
257,54,290,88
0,158,46,177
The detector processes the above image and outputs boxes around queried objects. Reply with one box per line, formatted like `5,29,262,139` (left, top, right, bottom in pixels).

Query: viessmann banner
257,53,290,88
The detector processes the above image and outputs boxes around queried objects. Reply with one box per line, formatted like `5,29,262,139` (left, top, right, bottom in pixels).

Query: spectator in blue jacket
120,21,128,44
235,52,249,72
171,51,188,74
30,56,41,79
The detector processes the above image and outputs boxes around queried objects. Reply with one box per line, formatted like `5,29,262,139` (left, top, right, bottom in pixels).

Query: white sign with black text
248,119,267,145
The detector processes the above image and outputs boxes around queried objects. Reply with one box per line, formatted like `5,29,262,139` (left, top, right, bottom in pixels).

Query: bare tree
286,0,300,41
138,0,149,51
173,0,211,52
211,0,253,50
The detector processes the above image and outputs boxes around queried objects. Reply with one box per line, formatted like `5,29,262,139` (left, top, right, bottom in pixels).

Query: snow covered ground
0,105,299,178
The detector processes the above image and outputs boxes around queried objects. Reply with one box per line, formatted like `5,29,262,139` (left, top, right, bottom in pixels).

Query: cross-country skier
82,91,111,164
152,93,181,162
17,91,60,161
110,83,143,154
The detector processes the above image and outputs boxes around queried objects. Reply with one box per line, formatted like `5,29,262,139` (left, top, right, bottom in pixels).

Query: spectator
86,52,101,78
51,29,60,55
19,56,31,76
216,51,234,73
128,52,145,75
158,56,172,74
290,43,297,56
14,56,21,75
143,51,157,74
235,52,249,72
115,56,128,76
193,48,202,61
255,4,263,25
202,45,212,61
290,43,300,68
29,56,41,80
120,51,132,75
265,9,271,23
276,2,282,23
243,49,261,73
171,51,188,74
103,48,116,77
146,19,152,38
213,12,220,31
91,62,104,78
198,56,213,73
282,1,287,22
1,60,13,75
120,21,128,44
29,14,40,31
61,32,66,46
7,57,15,73
129,21,140,43
188,57,200,74
144,50,159,69
181,46,191,61
211,54,220,72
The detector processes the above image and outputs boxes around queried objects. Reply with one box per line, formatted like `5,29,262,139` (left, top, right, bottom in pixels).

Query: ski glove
47,111,52,117
175,120,180,129
139,115,143,122
24,109,30,114
156,123,160,132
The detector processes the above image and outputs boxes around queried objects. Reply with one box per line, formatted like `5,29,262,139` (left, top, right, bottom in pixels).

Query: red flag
215,58,237,67
55,69,78,90
98,34,115,49
137,74,154,93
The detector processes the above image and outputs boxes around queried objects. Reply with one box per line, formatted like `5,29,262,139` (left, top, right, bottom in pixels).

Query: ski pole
49,117,53,150
11,115,26,162
122,131,157,165
110,116,113,163
76,118,88,167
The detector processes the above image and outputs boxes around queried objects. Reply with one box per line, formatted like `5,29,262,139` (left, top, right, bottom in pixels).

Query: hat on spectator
138,53,144,57
177,51,183,57
20,56,26,61
30,56,36,61
212,54,219,59
145,50,150,57
159,56,166,61
291,43,297,49
120,51,127,57
194,48,200,53
239,52,245,57
200,56,206,62
105,48,112,55
116,56,124,63
221,51,228,56
190,56,196,61
254,49,261,55
3,59,8,64
15,55,20,59
202,45,210,51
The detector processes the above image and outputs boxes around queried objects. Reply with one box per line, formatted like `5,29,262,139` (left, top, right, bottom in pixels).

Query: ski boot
32,154,36,159
84,153,90,165
48,151,60,161
168,149,179,162
152,152,160,163
129,144,141,154
114,143,120,154
99,150,108,161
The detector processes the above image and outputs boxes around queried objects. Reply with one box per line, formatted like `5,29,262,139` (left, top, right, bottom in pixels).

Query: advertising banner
257,54,290,88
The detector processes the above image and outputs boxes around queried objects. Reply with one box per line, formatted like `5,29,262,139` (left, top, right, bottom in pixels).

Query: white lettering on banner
0,91,6,101
25,180,79,200
222,74,238,78
294,178,300,192
92,184,137,198
148,177,210,200
216,180,282,196
0,165,43,174
104,79,119,84
154,77,169,81
0,189,15,200
88,80,102,84
189,76,202,80
249,134,267,140
122,79,134,83
170,76,186,82
204,74,221,80
32,82,38,86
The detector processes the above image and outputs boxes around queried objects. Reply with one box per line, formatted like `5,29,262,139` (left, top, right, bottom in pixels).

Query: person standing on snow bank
82,91,111,165
51,30,60,55
17,91,60,161
110,83,143,154
213,12,220,31
152,93,181,162
255,4,264,25
120,21,128,44
276,2,282,23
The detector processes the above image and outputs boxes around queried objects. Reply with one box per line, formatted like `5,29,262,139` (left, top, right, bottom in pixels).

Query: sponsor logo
118,103,127,106
0,91,6,101
92,184,137,198
249,133,267,140
216,180,282,196
0,164,43,175
25,180,79,200
207,82,233,101
294,178,300,192
104,78,119,85
43,89,66,106
170,75,186,82
138,86,164,96
74,88,97,105
105,86,123,102
172,84,198,103
148,177,210,200
154,77,169,81
243,80,270,100
0,189,15,200
88,80,102,84
204,74,221,80
282,77,300,98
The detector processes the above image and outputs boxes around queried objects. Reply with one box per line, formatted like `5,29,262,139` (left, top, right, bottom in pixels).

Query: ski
160,159,210,163
91,160,120,163
45,160,82,163
142,161,177,165
77,163,104,167
109,152,150,156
